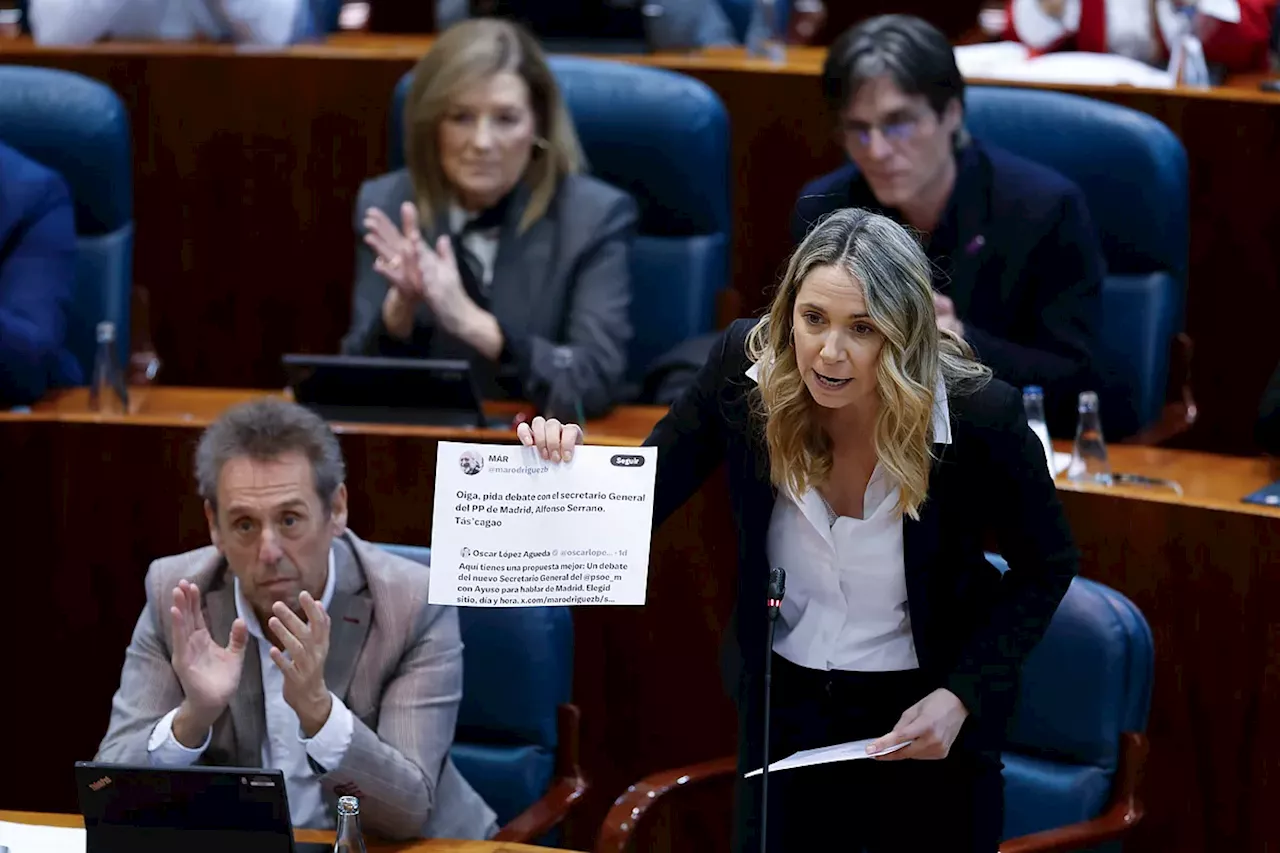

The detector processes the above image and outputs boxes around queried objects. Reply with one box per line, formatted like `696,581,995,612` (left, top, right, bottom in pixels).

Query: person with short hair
0,140,80,407
524,208,1078,851
793,14,1104,436
342,18,636,418
96,398,497,840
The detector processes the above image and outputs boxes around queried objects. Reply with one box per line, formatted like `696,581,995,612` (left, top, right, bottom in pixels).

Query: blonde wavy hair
747,208,989,519
403,18,585,234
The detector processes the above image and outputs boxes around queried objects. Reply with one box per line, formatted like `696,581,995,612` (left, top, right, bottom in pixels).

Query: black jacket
793,141,1106,437
645,319,1079,737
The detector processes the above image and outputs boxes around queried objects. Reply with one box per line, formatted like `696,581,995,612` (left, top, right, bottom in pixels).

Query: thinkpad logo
89,776,112,792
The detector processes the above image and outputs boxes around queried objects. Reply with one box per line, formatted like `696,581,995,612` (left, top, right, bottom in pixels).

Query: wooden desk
0,38,1276,453
2,388,1279,853
0,811,568,852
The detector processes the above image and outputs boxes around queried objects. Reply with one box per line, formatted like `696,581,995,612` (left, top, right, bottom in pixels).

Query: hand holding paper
867,688,970,761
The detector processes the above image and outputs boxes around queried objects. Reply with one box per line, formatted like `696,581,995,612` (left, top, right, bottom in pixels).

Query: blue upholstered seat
986,555,1154,843
965,86,1188,430
375,544,574,830
389,56,731,383
0,66,134,377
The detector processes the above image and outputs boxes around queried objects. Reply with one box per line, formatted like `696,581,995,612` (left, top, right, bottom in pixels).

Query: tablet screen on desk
283,354,504,429
1242,480,1280,507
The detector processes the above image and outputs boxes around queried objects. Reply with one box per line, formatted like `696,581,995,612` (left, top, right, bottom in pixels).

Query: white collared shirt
748,362,952,672
29,0,305,47
448,204,501,290
146,548,355,829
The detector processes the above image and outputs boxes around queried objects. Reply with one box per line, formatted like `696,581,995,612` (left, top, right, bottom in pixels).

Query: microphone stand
761,568,786,853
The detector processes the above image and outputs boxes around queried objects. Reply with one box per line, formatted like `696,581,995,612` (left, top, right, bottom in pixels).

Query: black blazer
645,319,1079,737
792,141,1105,437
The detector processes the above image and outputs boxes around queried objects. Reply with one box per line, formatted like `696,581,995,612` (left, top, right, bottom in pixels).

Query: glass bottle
545,346,585,426
89,321,128,415
1022,386,1055,476
746,0,785,61
332,796,367,853
1068,391,1113,486
1168,6,1211,89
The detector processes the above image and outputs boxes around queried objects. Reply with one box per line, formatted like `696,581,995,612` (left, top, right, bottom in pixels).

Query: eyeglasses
840,112,929,149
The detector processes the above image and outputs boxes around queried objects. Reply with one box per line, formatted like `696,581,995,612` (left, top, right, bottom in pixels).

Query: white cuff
1011,0,1080,48
299,692,354,774
146,707,211,766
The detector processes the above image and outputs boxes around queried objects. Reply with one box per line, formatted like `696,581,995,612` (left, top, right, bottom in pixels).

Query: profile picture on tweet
459,450,484,476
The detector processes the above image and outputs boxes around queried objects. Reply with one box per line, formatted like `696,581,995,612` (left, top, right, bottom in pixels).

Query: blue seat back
376,544,574,828
965,85,1188,428
0,66,133,377
389,56,731,381
986,555,1154,841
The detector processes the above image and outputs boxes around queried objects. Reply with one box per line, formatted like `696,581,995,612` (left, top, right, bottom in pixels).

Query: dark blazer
0,141,80,406
645,319,1078,740
792,141,1104,437
341,169,637,418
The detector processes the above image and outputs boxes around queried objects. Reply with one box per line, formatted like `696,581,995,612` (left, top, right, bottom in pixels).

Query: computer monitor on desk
283,353,510,429
74,763,330,853
473,0,651,53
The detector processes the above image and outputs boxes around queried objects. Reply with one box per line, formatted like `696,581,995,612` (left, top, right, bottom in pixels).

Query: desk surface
0,812,570,853
8,385,1278,518
0,812,567,852
6,387,667,448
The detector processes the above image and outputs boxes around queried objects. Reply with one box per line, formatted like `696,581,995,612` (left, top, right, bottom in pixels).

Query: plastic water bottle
332,796,367,853
1168,6,1210,88
1022,386,1055,476
545,346,585,426
1068,391,1113,486
746,0,785,61
89,321,128,415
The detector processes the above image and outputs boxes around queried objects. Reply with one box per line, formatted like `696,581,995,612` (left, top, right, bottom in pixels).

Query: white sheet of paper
428,441,657,607
0,820,86,853
1053,451,1072,476
744,738,913,778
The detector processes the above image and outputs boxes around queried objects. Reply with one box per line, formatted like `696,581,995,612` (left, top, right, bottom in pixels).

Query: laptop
283,354,508,429
74,763,330,853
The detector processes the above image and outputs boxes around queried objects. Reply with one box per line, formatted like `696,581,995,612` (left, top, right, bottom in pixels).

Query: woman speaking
520,208,1078,851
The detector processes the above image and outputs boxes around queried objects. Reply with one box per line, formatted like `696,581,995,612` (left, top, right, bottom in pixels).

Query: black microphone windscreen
768,567,786,601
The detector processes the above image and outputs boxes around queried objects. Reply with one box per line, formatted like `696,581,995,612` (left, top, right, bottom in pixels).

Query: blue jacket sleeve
0,168,78,405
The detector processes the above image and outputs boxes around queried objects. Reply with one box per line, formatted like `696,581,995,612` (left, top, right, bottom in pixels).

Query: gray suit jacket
341,170,636,418
96,531,498,841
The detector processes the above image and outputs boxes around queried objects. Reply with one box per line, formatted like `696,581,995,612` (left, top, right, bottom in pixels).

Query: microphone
761,567,786,853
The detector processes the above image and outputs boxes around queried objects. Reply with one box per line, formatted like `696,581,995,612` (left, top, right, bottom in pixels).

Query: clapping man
96,398,496,840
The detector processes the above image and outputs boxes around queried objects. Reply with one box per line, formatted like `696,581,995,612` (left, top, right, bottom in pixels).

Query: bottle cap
1022,385,1043,396
96,321,116,343
1077,390,1100,409
337,795,360,815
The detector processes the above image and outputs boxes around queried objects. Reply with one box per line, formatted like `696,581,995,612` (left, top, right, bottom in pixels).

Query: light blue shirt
29,0,308,46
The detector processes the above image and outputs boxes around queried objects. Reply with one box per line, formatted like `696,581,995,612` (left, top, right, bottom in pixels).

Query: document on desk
744,739,913,778
429,441,657,607
0,820,86,853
